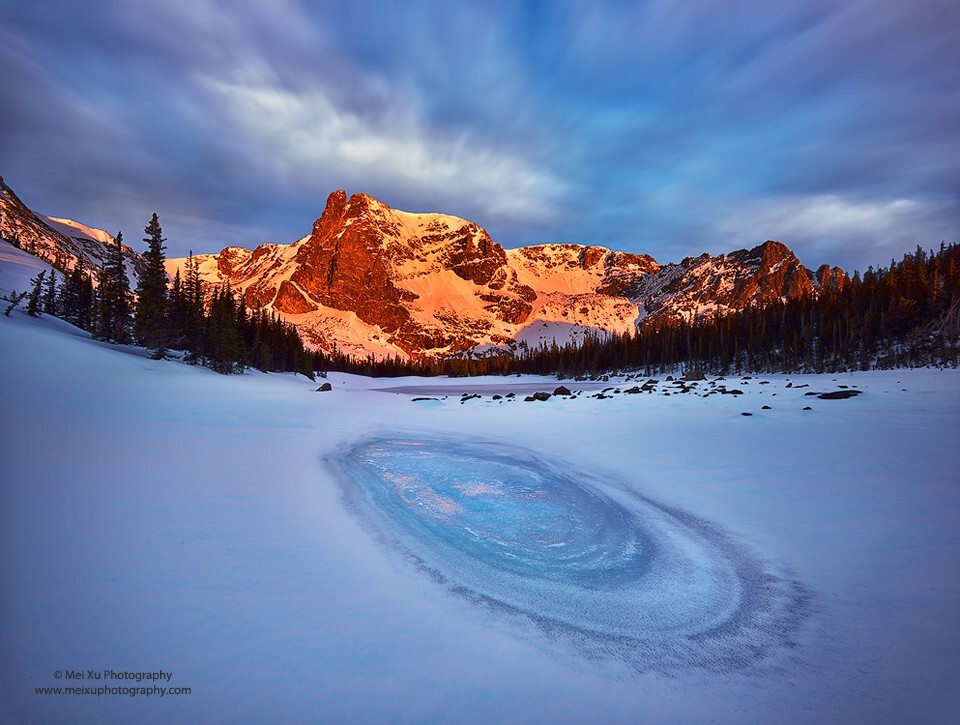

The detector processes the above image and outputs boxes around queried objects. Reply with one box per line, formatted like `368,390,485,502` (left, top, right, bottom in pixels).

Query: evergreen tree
43,270,58,315
3,290,27,316
97,231,132,343
26,270,46,317
79,271,95,331
182,252,204,363
59,265,87,327
134,213,170,358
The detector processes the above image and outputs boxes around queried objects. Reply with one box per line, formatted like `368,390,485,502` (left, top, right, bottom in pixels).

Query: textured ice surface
330,434,813,673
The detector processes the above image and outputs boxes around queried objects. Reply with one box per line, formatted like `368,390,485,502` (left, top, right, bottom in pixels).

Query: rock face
0,177,846,361
632,240,824,325
167,190,540,358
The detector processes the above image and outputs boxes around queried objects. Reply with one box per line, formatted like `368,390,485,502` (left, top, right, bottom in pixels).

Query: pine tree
134,213,170,358
79,271,95,331
26,270,46,317
43,270,58,315
97,231,132,343
182,251,204,363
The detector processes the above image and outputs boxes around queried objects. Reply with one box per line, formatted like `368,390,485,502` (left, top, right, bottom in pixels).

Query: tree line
320,242,960,378
15,215,315,378
9,223,958,379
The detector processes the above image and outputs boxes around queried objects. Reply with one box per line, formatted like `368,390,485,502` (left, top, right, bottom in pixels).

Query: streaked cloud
714,195,960,270
207,75,563,221
0,0,956,271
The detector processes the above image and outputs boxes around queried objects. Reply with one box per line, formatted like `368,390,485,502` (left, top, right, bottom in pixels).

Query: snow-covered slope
0,177,142,284
1,270,957,722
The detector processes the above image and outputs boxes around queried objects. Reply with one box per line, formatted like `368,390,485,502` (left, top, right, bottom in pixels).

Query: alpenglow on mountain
0,178,846,360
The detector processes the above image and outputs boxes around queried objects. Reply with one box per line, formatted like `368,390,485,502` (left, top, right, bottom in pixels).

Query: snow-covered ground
1,244,959,723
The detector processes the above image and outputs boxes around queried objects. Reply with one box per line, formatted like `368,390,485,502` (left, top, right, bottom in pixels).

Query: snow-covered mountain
166,190,846,359
1,177,846,359
0,176,143,284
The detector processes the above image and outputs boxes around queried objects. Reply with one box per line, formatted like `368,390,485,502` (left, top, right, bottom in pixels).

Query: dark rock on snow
817,390,863,400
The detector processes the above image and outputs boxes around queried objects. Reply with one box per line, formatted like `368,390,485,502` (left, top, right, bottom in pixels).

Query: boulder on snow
316,382,333,392
817,390,863,400
683,370,706,381
553,385,572,396
532,391,551,401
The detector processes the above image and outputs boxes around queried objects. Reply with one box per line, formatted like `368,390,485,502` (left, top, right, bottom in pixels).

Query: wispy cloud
0,0,956,269
207,75,563,221
715,194,960,270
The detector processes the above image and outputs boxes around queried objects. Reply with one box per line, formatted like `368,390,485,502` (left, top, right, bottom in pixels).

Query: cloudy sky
1,0,957,271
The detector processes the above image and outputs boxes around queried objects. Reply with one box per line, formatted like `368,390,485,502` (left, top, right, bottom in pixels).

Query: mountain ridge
0,177,846,360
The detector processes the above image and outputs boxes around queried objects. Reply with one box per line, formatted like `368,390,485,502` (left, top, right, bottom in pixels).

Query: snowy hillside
2,243,958,722
0,177,142,284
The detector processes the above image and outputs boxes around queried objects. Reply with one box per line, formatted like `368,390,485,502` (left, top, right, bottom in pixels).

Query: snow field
1,242,958,723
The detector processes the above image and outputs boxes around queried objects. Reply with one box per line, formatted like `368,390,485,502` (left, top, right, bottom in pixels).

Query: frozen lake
330,434,812,674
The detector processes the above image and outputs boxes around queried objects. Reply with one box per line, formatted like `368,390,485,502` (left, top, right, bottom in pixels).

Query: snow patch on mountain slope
42,216,115,246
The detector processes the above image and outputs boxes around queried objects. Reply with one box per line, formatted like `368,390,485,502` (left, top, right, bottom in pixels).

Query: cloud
714,194,960,270
0,0,957,266
206,74,564,222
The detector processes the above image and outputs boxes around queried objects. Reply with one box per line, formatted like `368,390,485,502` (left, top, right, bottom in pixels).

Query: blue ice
329,435,811,672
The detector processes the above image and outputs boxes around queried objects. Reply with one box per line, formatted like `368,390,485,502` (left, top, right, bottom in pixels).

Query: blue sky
1,0,957,271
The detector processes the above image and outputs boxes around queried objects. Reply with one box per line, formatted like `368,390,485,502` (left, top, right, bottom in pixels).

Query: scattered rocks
624,386,642,394
460,393,481,403
524,391,551,402
316,382,333,392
